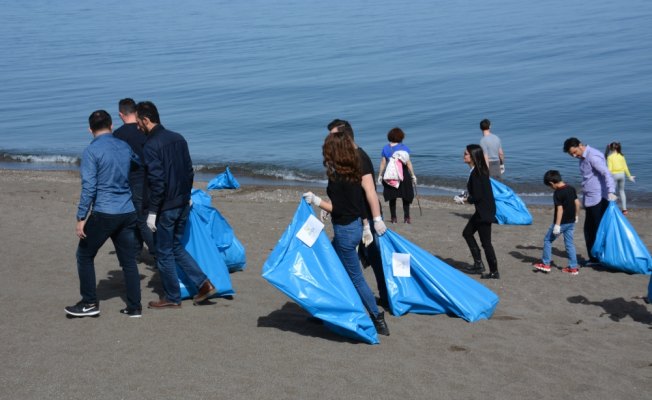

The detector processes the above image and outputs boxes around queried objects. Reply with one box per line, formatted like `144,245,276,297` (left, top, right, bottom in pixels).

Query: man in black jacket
113,98,155,260
136,101,216,308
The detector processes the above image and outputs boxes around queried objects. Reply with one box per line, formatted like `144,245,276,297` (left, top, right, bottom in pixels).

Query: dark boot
372,311,390,336
463,243,485,274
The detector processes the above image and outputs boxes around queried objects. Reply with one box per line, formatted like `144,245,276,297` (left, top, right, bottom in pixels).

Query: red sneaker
562,267,579,275
533,263,551,273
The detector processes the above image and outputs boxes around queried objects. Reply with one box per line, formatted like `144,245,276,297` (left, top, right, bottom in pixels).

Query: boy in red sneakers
533,170,581,275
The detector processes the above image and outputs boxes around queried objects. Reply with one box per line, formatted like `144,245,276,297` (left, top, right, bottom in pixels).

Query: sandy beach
0,169,650,400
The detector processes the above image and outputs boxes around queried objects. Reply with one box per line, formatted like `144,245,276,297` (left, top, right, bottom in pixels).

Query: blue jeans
332,219,380,317
130,179,155,256
155,204,207,303
76,211,141,309
542,223,577,268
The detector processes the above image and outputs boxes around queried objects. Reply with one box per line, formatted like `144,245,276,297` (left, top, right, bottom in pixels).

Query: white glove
500,163,505,174
575,216,579,224
362,224,373,247
302,192,321,207
454,194,466,205
320,209,331,222
553,224,561,235
607,193,618,202
147,213,157,232
629,176,635,182
412,175,417,185
373,216,387,236
376,175,382,185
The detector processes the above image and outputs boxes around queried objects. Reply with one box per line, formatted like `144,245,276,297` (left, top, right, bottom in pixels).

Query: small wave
1,152,80,164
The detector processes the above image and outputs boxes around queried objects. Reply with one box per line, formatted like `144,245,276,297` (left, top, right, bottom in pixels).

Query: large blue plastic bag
377,230,499,321
178,204,235,299
190,189,246,271
591,201,652,274
262,200,378,344
491,178,533,225
207,166,240,190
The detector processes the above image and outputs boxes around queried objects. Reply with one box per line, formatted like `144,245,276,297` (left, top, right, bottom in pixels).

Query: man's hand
76,220,87,239
147,213,157,232
553,224,561,235
608,193,618,202
373,216,387,236
575,216,579,224
302,192,322,207
500,163,505,174
362,224,373,247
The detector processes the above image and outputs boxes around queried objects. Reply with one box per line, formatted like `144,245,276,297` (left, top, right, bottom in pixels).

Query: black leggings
389,198,411,219
462,213,498,273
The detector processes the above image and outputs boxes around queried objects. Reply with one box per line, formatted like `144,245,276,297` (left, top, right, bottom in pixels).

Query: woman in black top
303,127,389,336
461,144,499,279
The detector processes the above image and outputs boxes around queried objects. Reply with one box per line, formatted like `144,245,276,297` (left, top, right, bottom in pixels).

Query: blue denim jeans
332,218,380,317
542,222,577,268
76,211,141,309
155,204,207,303
130,179,155,256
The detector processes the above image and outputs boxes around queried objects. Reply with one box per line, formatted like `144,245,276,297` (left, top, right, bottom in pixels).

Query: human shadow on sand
257,302,360,343
567,295,652,325
96,270,149,303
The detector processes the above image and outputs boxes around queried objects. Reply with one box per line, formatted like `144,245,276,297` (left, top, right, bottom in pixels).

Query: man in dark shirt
113,98,155,259
327,119,389,307
136,101,216,308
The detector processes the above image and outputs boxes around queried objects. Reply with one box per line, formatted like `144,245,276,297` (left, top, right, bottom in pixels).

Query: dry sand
0,169,650,400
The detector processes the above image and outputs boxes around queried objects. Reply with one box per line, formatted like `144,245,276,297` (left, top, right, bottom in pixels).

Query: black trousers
584,198,609,262
462,213,498,273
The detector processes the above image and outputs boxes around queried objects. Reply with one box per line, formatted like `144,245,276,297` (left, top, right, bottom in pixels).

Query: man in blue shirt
114,98,155,260
65,110,142,318
136,101,216,308
564,137,616,266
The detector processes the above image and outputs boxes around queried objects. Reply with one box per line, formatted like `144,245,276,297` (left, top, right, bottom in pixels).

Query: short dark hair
327,119,354,139
136,101,161,124
563,137,581,153
119,98,137,115
88,110,112,132
543,170,562,186
480,119,491,131
387,127,405,143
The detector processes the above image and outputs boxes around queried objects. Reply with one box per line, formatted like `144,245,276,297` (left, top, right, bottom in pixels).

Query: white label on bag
392,253,411,277
296,214,324,248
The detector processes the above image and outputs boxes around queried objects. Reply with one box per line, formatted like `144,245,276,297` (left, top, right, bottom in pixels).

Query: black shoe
461,261,485,275
372,311,390,336
65,301,100,317
119,307,142,318
480,271,500,280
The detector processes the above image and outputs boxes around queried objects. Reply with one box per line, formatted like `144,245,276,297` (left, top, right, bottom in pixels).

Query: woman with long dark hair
461,144,499,279
303,126,390,336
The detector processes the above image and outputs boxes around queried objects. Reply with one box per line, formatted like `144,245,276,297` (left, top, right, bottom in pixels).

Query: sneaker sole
65,309,100,317
534,266,551,273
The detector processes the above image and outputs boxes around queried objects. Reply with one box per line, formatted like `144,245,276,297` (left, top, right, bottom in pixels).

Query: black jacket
467,170,496,223
143,124,194,212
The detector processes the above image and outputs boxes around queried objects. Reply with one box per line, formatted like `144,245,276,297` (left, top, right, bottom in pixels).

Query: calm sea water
1,0,651,205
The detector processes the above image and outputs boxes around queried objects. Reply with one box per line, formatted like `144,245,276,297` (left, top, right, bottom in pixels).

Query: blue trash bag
262,200,379,344
377,230,499,322
591,201,652,274
178,203,235,299
207,166,240,190
190,189,246,272
491,178,533,225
